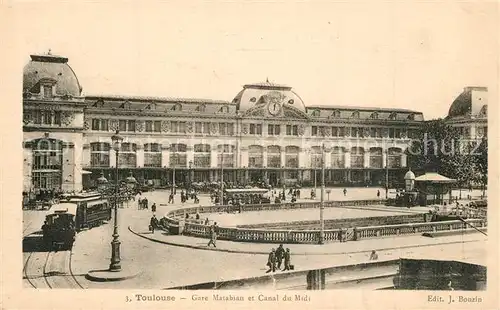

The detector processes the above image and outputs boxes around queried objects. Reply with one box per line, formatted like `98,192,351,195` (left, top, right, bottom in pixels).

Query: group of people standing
266,244,292,273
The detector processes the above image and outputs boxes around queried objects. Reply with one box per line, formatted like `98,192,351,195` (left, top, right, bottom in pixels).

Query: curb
128,226,484,256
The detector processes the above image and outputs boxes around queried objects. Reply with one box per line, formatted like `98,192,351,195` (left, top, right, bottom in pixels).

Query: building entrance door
268,171,279,187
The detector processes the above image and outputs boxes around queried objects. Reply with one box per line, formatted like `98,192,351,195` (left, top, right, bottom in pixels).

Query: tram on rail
42,192,110,250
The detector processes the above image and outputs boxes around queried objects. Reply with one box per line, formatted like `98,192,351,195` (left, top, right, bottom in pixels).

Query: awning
415,172,456,183
81,170,92,175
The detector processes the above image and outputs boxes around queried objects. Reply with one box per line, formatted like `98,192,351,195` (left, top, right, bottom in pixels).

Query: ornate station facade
23,53,428,194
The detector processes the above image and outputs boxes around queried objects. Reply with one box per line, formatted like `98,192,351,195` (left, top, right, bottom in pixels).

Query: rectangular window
389,128,395,138
179,121,186,133
154,121,161,132
195,122,202,133
43,85,52,98
203,122,210,134
370,128,376,138
128,120,136,132
332,127,338,137
145,121,153,132
119,120,127,132
42,112,52,125
250,124,262,135
268,124,280,135
92,119,100,130
53,111,61,126
227,123,234,135
312,126,318,136
395,129,401,138
219,123,226,135
338,127,345,137
102,119,108,131
286,125,298,136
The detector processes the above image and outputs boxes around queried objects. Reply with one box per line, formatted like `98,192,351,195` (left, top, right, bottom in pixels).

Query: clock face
268,102,282,115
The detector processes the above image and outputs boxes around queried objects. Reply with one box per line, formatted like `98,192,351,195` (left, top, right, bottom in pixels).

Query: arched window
388,147,402,168
370,112,378,119
194,144,211,168
90,142,110,167
369,147,383,168
196,104,206,112
350,147,364,168
331,110,341,118
32,138,64,191
218,144,235,168
285,146,299,168
331,147,345,168
171,103,182,111
351,111,360,119
144,143,161,167
407,113,415,120
312,109,321,117
267,145,281,168
389,112,397,120
118,143,137,168
170,143,187,167
248,145,263,168
311,146,322,168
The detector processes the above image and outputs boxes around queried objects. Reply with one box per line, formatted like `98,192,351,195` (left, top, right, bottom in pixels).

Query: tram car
43,192,110,250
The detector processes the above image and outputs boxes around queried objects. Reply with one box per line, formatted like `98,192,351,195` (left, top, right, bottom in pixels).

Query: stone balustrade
159,200,487,244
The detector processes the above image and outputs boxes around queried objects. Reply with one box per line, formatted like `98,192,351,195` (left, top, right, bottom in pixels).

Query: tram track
23,243,84,289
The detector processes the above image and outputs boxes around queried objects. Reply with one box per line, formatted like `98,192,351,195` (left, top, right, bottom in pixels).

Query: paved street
22,187,488,289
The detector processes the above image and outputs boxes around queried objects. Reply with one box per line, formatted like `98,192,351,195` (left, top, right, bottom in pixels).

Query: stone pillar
244,169,249,185
110,149,117,167
469,125,475,139
136,144,144,168
23,145,32,193
382,150,387,168
344,151,351,168
262,149,268,167
401,153,407,168
240,147,249,168
186,145,194,167
62,145,75,192
364,151,370,168
210,149,218,168
82,143,90,168
161,145,170,168
324,148,331,168
299,148,308,168
280,147,285,168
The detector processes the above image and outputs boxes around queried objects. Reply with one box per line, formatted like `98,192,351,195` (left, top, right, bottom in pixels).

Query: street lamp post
110,131,123,272
385,150,389,199
319,144,325,244
188,160,193,190
220,152,224,205
172,164,176,194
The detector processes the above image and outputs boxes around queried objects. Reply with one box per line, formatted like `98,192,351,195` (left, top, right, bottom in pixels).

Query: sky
10,0,499,120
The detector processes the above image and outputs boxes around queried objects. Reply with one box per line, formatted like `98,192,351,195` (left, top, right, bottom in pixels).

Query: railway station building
23,52,432,194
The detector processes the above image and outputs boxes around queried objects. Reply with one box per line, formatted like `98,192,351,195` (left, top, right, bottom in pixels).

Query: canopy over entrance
415,172,456,183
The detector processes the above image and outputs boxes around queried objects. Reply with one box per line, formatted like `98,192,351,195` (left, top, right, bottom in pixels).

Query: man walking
207,222,218,247
149,215,158,233
151,203,157,214
343,188,347,196
266,249,277,273
275,244,285,269
283,248,291,271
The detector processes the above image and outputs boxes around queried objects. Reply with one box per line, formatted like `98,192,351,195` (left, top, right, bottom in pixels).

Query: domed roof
448,86,487,119
404,170,415,180
232,81,306,113
23,54,82,97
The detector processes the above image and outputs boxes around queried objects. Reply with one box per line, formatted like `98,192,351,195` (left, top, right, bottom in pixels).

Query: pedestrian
151,203,156,213
204,218,209,225
196,212,200,220
377,190,380,198
150,215,158,233
266,248,277,273
369,250,378,260
343,188,347,196
144,197,149,210
168,192,174,204
283,248,291,271
41,220,49,248
207,222,218,247
275,244,285,269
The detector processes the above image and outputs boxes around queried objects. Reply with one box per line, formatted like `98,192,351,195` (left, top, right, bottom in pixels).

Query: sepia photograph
1,0,498,309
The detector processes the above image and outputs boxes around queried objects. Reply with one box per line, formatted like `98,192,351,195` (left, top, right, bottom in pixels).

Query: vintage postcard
1,0,498,309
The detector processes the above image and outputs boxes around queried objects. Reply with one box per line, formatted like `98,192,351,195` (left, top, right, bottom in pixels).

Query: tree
473,138,488,197
406,119,476,189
